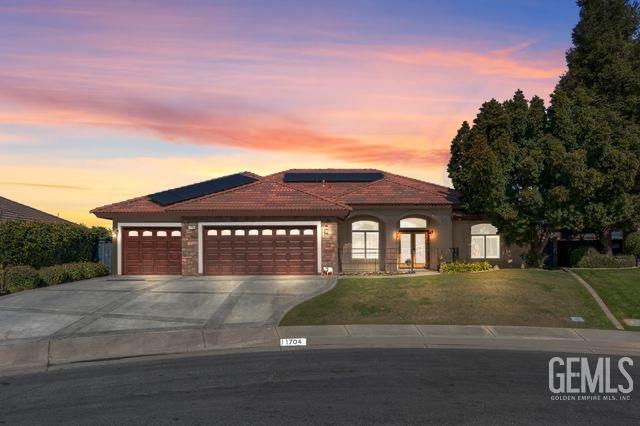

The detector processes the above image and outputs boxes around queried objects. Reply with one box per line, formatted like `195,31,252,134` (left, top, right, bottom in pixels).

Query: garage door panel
204,226,317,275
123,227,182,275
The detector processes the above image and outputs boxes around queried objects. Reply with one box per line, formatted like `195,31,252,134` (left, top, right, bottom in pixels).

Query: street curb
2,325,639,376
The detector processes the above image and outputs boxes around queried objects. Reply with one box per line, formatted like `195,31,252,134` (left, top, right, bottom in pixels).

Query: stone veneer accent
181,222,199,276
321,221,339,273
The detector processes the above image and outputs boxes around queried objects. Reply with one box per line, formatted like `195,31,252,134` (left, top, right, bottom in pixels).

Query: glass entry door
398,231,429,269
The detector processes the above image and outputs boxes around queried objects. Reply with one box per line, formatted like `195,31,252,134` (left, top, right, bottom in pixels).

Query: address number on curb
280,337,307,347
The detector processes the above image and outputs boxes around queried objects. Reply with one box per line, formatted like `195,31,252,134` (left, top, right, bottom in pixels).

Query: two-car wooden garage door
203,226,317,275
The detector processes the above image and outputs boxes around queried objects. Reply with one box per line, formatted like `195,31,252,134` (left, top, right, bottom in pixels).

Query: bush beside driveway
573,269,640,330
280,270,613,329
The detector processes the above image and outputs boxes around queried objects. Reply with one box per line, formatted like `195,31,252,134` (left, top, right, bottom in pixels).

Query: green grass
280,269,613,329
574,269,640,330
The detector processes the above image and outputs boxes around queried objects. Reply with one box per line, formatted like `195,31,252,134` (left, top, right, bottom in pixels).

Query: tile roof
0,196,71,223
92,168,458,219
166,180,350,216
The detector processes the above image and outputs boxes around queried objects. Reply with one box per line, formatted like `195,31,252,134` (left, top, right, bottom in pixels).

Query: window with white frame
470,224,500,259
351,220,379,259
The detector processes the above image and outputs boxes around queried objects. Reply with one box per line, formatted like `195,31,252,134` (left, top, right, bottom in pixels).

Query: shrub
3,265,40,294
38,262,109,286
626,232,640,266
0,220,111,269
38,265,70,286
574,248,635,268
568,246,590,267
441,261,493,273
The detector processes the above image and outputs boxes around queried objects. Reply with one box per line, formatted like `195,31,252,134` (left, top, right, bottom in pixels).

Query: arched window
400,217,427,229
351,220,379,259
171,230,181,237
207,229,218,236
142,231,153,237
471,224,500,259
156,231,167,237
128,230,139,237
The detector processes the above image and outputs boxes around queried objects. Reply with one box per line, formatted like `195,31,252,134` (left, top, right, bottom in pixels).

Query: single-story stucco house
92,169,526,276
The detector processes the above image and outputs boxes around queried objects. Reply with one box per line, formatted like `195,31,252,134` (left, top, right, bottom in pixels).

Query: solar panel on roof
149,173,257,206
283,172,383,183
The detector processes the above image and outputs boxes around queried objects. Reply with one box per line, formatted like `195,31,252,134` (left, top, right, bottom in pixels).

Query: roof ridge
150,171,258,197
382,170,454,192
274,180,353,210
92,171,260,213
165,177,266,209
90,195,151,214
331,178,385,198
0,195,70,222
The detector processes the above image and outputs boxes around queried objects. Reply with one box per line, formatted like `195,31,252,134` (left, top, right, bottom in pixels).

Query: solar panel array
149,173,258,206
283,172,383,183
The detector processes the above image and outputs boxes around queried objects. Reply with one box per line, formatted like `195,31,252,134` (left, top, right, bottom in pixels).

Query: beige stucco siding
452,219,527,268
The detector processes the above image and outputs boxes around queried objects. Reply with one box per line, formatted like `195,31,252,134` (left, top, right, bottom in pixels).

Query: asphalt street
0,348,638,425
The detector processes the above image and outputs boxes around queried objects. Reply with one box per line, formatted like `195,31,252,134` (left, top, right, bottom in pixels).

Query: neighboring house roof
0,196,70,223
91,169,458,219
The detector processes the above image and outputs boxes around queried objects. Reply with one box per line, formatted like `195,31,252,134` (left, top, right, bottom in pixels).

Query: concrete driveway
0,275,336,344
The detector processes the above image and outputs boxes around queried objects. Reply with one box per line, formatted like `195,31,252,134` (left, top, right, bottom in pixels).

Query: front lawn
280,269,613,329
573,269,640,330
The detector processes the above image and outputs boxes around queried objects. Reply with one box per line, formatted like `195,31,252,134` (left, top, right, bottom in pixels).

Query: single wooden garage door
203,226,317,275
122,227,182,275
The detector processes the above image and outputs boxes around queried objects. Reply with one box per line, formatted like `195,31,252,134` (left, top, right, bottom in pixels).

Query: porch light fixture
323,224,330,236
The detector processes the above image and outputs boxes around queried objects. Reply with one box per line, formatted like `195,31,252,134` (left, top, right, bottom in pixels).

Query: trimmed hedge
574,248,636,268
441,261,493,273
0,262,109,294
2,265,39,294
38,262,109,287
0,220,110,269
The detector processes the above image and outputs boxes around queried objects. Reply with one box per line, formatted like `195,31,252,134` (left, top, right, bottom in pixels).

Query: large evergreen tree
448,0,640,262
448,92,551,264
548,0,640,253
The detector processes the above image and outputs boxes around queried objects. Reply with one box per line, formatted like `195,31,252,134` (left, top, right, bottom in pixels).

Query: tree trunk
526,233,551,267
600,229,613,256
0,266,7,295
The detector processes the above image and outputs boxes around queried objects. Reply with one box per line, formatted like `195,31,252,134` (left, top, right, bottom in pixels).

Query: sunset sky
0,0,578,226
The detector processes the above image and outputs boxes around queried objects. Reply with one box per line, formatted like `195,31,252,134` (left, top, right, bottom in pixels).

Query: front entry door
399,231,429,270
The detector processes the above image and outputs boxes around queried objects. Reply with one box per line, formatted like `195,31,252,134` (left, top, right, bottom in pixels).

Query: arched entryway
397,216,431,270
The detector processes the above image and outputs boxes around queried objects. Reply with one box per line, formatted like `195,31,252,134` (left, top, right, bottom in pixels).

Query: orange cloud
0,78,448,165
380,43,565,80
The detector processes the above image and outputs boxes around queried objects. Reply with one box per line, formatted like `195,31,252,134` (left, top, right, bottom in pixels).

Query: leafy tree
548,0,640,253
449,0,640,263
626,232,640,266
448,91,551,265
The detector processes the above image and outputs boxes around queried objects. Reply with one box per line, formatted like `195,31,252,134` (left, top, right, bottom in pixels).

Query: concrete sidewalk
2,324,639,376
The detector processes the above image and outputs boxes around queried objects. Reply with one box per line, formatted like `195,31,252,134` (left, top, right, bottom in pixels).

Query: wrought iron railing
339,244,459,273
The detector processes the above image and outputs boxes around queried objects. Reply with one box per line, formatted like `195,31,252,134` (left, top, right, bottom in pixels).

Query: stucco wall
337,206,454,272
451,219,527,268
